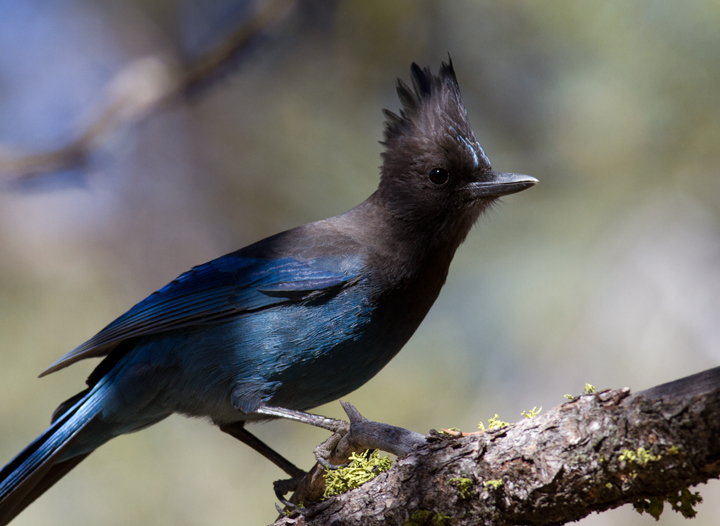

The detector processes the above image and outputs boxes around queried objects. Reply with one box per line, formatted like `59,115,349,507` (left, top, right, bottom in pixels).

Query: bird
0,59,536,524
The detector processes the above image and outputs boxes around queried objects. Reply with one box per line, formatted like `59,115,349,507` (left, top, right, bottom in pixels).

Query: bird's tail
0,378,111,525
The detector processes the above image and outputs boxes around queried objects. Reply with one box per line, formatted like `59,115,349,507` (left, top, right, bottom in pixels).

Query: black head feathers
382,59,489,165
381,59,491,175
383,60,457,141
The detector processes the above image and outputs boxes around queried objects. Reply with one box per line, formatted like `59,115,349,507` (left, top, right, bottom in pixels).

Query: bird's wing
41,255,361,376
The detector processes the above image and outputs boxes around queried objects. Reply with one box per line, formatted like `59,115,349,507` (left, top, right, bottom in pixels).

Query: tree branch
272,366,720,525
0,0,296,181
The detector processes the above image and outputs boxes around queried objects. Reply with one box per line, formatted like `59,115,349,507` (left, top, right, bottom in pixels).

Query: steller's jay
0,59,536,523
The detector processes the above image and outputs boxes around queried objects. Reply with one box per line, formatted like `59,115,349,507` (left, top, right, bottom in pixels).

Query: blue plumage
43,254,360,375
0,60,537,524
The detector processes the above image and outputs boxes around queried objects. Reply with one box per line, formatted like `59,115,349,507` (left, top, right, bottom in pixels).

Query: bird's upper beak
468,172,538,198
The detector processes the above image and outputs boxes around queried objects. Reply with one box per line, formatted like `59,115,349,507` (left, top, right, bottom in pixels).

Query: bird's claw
315,455,348,470
312,401,427,468
274,471,306,498
274,472,311,515
276,401,428,513
312,423,348,468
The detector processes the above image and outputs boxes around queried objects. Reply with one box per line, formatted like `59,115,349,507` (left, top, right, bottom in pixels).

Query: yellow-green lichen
565,383,596,400
447,477,474,499
479,414,510,431
406,510,451,526
282,502,304,516
521,406,542,418
619,447,661,467
633,488,703,520
485,479,503,490
633,496,665,520
619,449,636,463
323,450,392,497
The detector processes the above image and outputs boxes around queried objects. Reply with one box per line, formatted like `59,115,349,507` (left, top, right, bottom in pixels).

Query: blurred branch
272,367,720,525
0,0,296,181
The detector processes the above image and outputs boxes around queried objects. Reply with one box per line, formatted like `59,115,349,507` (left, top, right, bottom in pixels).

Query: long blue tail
0,378,110,525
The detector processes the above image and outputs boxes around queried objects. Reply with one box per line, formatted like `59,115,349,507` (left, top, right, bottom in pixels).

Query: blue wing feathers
257,277,347,298
41,256,361,376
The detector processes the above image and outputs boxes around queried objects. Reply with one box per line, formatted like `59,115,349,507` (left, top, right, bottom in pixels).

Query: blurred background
1,1,719,524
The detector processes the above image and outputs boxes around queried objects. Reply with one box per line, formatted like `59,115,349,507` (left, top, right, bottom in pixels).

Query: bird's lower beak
468,172,538,198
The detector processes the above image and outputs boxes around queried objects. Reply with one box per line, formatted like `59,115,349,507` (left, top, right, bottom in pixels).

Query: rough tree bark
271,366,720,526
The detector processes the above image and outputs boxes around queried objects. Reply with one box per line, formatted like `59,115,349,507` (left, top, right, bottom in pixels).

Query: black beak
468,172,538,198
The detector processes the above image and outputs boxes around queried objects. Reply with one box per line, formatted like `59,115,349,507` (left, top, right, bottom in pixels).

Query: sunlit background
1,1,719,525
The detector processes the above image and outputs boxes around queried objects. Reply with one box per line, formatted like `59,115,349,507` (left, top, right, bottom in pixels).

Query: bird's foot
274,471,306,498
314,401,426,465
273,472,308,511
312,422,349,470
280,401,427,511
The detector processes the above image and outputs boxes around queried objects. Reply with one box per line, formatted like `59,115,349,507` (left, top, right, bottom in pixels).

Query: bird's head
377,59,537,243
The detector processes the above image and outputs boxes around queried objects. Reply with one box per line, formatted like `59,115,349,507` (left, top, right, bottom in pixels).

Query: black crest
381,58,490,172
383,60,467,139
382,60,490,190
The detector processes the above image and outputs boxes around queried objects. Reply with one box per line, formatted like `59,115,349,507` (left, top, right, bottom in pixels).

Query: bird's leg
253,406,349,434
256,402,426,467
219,421,307,507
219,421,305,479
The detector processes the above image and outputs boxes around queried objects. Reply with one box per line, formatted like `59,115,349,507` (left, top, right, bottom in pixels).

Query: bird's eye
428,168,449,185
